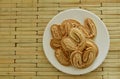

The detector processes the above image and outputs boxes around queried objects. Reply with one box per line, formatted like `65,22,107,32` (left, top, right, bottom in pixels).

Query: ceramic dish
43,9,110,75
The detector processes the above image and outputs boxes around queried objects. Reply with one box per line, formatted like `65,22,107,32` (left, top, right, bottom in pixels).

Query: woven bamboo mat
0,0,120,79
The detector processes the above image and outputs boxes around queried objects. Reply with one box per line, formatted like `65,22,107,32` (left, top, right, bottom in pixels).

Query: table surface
0,0,120,79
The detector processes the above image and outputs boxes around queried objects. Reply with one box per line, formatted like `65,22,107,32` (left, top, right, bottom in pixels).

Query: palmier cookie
83,39,98,57
82,39,98,68
55,48,70,66
60,19,81,37
50,38,61,49
70,50,83,68
51,24,62,40
61,37,77,52
69,28,86,51
84,18,97,39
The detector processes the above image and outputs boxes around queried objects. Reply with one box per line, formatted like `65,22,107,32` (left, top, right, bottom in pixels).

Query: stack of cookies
50,18,98,69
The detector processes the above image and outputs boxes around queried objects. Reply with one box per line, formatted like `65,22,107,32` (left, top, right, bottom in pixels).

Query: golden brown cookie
70,50,83,68
50,39,61,49
68,19,82,28
61,47,71,59
61,37,77,52
55,48,70,66
77,25,90,38
84,18,97,39
69,28,84,43
84,39,98,57
60,19,82,37
70,39,98,68
69,28,86,51
82,39,98,68
51,24,62,40
60,20,73,37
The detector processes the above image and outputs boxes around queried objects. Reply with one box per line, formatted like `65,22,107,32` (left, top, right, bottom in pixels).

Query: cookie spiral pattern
84,18,97,39
69,28,86,51
55,48,70,66
61,37,77,52
60,19,82,37
51,24,62,40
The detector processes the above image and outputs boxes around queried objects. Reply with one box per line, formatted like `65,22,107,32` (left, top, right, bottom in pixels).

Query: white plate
43,9,110,75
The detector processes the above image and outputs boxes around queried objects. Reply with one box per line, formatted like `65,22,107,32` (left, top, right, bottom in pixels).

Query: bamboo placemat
0,0,120,79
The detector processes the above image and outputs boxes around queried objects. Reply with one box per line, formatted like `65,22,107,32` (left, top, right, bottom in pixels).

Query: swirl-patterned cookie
55,48,70,66
82,39,98,68
60,19,82,37
70,40,98,68
51,24,62,40
50,39,61,49
69,28,86,51
84,18,97,39
70,50,83,68
61,37,77,52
